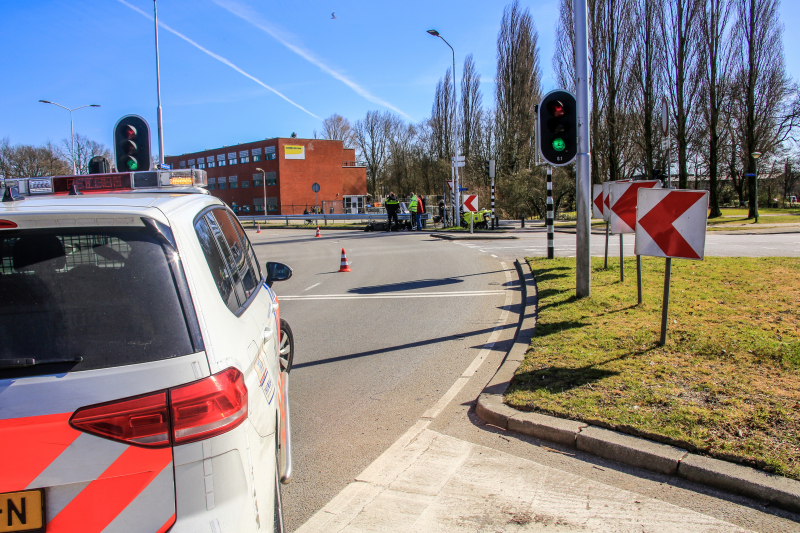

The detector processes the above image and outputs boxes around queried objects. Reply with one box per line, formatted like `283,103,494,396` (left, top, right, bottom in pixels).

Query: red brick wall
165,137,366,215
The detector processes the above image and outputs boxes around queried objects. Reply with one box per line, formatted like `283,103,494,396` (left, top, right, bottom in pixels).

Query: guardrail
238,213,429,226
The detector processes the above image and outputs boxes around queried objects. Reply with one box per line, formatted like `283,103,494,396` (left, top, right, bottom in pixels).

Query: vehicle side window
206,211,247,307
226,212,261,295
195,216,238,313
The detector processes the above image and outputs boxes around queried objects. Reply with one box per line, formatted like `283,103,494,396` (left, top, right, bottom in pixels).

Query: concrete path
298,422,753,533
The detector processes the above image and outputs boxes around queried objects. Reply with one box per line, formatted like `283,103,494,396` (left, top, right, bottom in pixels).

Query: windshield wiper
0,357,83,369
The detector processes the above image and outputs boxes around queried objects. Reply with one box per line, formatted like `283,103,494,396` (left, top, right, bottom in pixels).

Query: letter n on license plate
0,490,44,532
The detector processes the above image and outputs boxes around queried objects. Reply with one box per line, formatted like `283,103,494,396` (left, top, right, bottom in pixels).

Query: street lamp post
256,167,266,221
154,0,165,167
751,151,762,223
39,100,101,175
427,29,458,227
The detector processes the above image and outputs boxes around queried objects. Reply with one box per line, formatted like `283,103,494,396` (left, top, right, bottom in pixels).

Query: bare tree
354,111,393,197
495,0,542,176
733,0,793,221
430,67,455,162
461,54,483,162
699,0,735,217
321,113,357,147
0,138,71,180
60,134,112,175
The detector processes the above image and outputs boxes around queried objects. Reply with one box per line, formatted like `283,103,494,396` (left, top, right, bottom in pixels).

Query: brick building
165,138,367,215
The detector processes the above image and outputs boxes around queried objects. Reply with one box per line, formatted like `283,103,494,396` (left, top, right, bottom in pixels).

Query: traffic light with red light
114,115,152,172
537,90,577,166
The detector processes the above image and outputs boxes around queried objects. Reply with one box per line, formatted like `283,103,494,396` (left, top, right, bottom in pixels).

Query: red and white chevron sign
635,189,709,260
601,180,630,223
609,180,662,234
592,184,604,219
463,194,478,212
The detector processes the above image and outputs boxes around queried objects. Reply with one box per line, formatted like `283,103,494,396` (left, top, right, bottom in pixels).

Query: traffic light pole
546,165,554,259
154,0,165,168
574,0,592,297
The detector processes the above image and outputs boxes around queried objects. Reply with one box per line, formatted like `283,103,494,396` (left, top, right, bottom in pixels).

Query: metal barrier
238,213,429,226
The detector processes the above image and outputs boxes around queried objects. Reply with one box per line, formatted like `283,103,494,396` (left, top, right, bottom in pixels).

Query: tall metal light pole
751,151,761,222
154,0,165,167
39,100,101,175
574,0,592,298
427,29,458,227
256,167,267,220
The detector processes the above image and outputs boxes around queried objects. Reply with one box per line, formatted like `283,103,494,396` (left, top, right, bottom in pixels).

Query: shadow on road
292,323,517,370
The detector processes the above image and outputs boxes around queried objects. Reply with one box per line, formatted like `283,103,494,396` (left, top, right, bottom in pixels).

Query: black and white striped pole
546,165,554,259
489,159,496,229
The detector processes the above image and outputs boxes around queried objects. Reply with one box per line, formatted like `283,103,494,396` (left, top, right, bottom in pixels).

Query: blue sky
1,0,799,158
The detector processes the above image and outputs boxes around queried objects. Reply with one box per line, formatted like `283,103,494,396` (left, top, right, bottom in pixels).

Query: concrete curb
430,233,520,240
476,259,800,513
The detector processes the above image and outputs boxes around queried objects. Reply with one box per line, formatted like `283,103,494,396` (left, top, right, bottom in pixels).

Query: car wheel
279,319,294,373
273,439,286,533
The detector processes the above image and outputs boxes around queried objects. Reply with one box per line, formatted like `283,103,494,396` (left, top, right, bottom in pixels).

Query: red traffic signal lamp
114,115,152,172
537,90,577,166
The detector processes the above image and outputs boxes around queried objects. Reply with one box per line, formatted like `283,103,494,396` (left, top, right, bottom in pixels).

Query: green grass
707,215,800,226
506,257,800,479
718,207,800,216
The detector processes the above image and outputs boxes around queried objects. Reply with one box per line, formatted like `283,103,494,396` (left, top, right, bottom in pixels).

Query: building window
267,204,277,212
242,181,250,188
218,159,226,166
228,159,237,166
267,179,277,186
240,156,249,164
208,161,215,168
266,153,276,160
255,205,264,212
179,161,186,168
198,162,205,169
208,184,216,190
218,183,226,189
254,179,262,187
242,205,251,212
232,205,239,213
230,182,238,189
253,155,261,162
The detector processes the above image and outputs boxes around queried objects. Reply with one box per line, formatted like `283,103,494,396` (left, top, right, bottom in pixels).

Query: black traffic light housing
114,115,152,172
484,160,490,177
537,90,577,166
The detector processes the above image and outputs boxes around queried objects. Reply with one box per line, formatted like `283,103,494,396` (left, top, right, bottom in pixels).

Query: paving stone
507,411,586,448
678,454,800,512
576,426,687,475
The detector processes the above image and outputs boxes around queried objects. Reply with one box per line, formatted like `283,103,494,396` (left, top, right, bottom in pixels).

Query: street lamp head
39,100,51,104
255,167,264,173
427,29,440,37
751,151,762,159
90,104,101,108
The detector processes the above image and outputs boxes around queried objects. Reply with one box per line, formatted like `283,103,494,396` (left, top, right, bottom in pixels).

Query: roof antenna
2,186,24,202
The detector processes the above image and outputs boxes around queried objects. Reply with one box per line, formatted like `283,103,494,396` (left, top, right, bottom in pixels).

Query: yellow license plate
0,490,44,532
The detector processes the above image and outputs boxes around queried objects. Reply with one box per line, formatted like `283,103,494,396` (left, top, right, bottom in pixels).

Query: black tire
279,319,294,373
273,439,286,533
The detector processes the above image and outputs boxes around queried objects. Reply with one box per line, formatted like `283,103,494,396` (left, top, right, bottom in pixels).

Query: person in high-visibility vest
385,192,400,232
409,193,419,231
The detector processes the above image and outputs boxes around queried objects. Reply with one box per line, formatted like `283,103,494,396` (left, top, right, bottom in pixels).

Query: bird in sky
331,12,337,19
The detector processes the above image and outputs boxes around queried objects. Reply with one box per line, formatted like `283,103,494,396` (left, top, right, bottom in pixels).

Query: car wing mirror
266,262,293,287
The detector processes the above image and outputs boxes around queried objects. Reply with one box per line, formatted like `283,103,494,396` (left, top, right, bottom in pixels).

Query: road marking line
304,283,321,291
281,290,506,301
491,254,498,258
421,265,514,420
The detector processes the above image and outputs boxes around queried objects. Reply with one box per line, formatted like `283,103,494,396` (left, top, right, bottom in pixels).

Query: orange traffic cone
256,223,261,233
338,248,351,272
315,226,321,238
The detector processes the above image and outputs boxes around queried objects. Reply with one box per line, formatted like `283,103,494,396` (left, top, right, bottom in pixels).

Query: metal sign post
574,0,592,298
489,160,496,229
637,255,643,304
662,97,671,189
635,188,709,346
546,166,554,259
608,180,662,288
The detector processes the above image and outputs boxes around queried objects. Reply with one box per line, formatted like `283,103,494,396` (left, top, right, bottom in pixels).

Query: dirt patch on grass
505,257,800,479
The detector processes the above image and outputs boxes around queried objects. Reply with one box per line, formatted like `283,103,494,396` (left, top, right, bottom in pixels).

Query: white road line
281,290,506,301
303,283,321,291
421,265,514,420
490,254,498,258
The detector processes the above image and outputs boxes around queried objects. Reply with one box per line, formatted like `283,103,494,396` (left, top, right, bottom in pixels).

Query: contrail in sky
116,0,320,119
212,0,412,120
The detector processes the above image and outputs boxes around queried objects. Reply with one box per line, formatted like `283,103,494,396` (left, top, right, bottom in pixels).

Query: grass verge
506,256,800,479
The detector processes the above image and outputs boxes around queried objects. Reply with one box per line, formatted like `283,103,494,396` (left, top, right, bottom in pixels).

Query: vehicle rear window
0,227,195,378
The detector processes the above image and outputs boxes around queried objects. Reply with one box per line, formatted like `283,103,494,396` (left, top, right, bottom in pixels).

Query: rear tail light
69,367,247,448
170,367,248,445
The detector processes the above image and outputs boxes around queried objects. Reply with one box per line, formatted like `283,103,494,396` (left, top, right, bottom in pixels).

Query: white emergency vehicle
0,169,293,533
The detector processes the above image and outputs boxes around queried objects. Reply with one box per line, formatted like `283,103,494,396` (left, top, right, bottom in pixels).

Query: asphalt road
247,228,518,531
247,226,799,532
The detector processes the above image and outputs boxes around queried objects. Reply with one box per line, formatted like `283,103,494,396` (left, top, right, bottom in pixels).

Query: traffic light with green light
537,90,577,166
114,115,151,172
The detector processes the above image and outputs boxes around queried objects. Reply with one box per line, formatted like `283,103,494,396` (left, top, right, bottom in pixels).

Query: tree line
0,135,112,181
323,0,799,219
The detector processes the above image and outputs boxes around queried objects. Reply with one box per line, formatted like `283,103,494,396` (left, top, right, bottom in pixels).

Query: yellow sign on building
284,145,305,160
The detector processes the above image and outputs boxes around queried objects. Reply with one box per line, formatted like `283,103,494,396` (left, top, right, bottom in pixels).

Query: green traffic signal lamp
114,115,151,172
552,138,566,152
537,90,577,166
122,156,138,171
